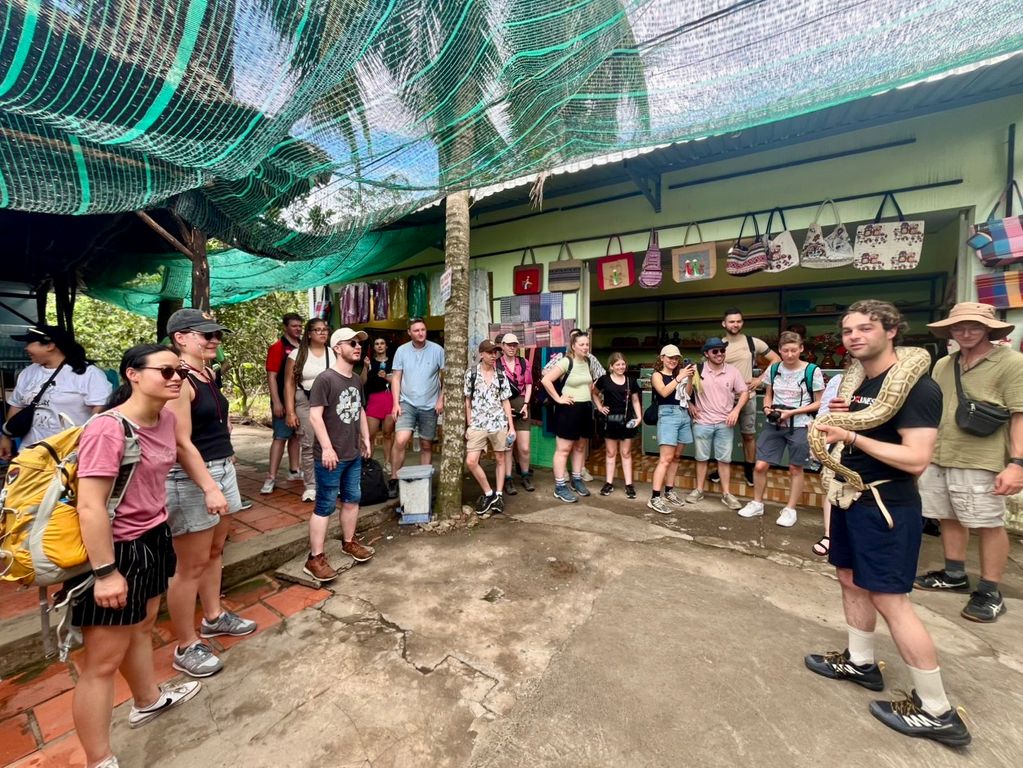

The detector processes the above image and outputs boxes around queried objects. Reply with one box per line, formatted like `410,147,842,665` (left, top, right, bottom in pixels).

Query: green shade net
1,0,1022,306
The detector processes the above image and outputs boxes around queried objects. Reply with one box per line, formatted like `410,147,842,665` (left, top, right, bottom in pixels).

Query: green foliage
47,296,156,370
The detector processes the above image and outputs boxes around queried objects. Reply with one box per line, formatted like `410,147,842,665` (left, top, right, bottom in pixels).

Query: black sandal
812,536,830,557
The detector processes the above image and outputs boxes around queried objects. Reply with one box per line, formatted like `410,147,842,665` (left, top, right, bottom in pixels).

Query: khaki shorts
739,398,757,435
466,427,509,453
919,464,1005,528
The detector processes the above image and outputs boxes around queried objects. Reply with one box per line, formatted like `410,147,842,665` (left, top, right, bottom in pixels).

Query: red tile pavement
247,511,303,533
0,580,331,767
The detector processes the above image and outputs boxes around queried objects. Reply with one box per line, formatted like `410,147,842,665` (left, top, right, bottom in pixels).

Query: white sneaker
301,489,316,502
721,493,743,511
776,507,798,527
260,477,275,494
738,500,764,518
129,681,201,728
383,461,392,475
686,489,704,503
581,469,594,482
664,488,686,507
288,470,303,481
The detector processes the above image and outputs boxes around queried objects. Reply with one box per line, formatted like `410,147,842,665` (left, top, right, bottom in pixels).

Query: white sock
909,665,951,716
847,625,875,666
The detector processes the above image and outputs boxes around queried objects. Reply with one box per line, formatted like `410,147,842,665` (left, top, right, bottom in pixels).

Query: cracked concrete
106,491,1023,767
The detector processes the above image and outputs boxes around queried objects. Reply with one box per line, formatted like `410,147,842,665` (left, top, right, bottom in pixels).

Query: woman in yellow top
541,331,594,503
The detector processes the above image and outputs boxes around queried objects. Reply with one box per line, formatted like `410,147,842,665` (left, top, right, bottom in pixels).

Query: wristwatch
92,562,117,578
1009,458,1023,468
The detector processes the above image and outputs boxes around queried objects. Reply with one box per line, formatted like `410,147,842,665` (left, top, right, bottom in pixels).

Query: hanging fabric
513,248,543,295
372,281,389,320
547,243,583,292
638,229,663,289
763,209,800,273
429,272,446,316
670,223,715,282
725,214,769,276
976,270,1023,309
967,181,1023,268
312,285,333,320
801,200,854,268
408,273,429,318
596,235,635,291
388,278,408,320
853,193,925,271
341,283,369,325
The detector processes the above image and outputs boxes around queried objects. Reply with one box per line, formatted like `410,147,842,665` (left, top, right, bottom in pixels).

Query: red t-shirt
78,410,178,542
264,338,296,373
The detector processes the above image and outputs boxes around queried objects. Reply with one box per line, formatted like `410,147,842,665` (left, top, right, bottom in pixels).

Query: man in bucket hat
915,302,1023,623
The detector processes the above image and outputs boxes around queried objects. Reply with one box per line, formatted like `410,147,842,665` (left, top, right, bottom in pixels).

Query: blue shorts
272,415,295,440
828,490,923,594
395,405,438,441
693,422,734,462
313,456,362,516
656,405,693,447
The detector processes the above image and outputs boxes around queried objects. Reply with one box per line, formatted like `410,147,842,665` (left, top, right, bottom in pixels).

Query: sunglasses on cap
139,365,190,380
188,329,224,341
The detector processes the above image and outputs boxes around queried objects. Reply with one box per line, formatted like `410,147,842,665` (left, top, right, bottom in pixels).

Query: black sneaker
869,689,971,747
743,464,755,485
474,494,491,515
520,472,535,492
387,479,399,499
914,569,970,593
599,482,614,496
708,470,720,484
490,494,505,514
625,484,636,499
804,649,885,691
961,590,1006,623
504,477,517,496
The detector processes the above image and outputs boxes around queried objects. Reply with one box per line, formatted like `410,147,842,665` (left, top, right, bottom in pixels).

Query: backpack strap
747,336,756,360
769,362,780,384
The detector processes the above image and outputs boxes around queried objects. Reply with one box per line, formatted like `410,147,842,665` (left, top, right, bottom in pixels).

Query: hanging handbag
642,401,659,426
548,243,583,292
853,192,925,271
2,362,65,438
952,353,1011,437
312,286,333,321
513,248,543,295
801,200,854,268
725,214,768,276
763,208,800,273
967,181,1023,268
975,271,1023,309
671,223,716,283
596,235,635,291
638,229,663,289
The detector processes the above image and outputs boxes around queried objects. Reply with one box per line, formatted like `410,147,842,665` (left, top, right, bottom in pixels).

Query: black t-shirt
652,370,682,406
364,357,392,395
839,368,941,503
596,374,640,415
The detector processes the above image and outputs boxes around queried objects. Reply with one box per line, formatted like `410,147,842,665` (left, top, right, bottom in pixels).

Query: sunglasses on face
139,365,189,380
339,340,362,348
188,329,224,341
707,349,726,355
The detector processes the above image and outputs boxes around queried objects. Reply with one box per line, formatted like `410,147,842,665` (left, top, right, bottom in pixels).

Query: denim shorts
395,405,438,441
166,459,243,537
314,456,362,516
693,422,734,462
656,405,693,447
272,415,295,440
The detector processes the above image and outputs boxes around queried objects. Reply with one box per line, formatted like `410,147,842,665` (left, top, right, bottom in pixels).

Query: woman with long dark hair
0,324,112,459
361,336,395,472
285,318,334,501
71,344,200,768
164,309,254,680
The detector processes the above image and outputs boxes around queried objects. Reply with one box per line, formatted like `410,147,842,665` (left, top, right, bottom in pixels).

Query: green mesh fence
1,1,1022,307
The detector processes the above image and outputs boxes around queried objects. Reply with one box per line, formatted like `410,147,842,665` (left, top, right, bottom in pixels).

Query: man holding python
804,300,971,747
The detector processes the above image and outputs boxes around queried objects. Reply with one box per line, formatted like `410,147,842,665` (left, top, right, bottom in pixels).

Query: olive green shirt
931,346,1023,472
556,356,593,402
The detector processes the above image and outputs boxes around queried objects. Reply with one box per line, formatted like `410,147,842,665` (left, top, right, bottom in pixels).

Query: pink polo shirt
694,363,747,425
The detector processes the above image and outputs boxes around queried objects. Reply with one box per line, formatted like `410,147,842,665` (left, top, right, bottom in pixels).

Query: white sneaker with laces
288,469,303,481
776,507,798,527
686,489,704,503
721,493,743,511
738,500,764,518
301,488,316,502
260,477,275,494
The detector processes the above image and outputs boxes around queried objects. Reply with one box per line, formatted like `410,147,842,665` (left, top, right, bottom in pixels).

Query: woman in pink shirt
71,345,201,768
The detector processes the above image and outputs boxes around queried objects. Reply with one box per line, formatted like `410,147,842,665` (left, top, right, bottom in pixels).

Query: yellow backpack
0,412,139,586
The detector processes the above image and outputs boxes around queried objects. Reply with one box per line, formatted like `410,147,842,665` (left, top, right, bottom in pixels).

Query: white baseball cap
501,333,520,344
330,328,368,347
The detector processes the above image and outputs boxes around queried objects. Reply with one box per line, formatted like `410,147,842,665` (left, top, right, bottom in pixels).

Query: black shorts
69,523,177,627
598,416,638,441
554,402,593,441
828,492,923,594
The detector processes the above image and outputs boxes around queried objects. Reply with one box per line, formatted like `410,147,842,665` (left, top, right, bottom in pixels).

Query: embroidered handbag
548,243,583,292
671,223,716,282
968,181,1023,268
513,248,543,295
853,193,925,271
638,229,663,289
725,214,768,276
763,208,799,273
596,235,635,291
801,200,854,269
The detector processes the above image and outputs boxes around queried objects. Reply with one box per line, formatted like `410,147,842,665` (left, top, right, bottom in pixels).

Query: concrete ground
5,425,1023,767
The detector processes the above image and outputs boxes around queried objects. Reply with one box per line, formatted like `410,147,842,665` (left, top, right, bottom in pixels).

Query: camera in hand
766,409,782,424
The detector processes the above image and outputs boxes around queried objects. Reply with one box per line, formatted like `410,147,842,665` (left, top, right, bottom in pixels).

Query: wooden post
157,298,183,341
187,226,210,312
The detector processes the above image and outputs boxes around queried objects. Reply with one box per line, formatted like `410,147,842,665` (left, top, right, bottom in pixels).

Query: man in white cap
304,327,374,582
915,302,1023,623
496,333,534,493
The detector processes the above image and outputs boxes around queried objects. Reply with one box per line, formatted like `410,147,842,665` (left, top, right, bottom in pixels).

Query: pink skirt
366,390,393,421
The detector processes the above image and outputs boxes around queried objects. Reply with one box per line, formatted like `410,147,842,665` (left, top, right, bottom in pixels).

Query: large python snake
809,346,932,491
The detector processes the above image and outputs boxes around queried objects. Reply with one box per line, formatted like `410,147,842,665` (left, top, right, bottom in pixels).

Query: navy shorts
828,491,923,594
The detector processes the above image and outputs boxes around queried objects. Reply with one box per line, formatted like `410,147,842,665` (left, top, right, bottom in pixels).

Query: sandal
812,536,830,557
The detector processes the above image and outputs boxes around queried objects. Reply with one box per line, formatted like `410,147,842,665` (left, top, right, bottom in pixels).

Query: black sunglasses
188,329,224,341
139,365,189,380
336,340,362,348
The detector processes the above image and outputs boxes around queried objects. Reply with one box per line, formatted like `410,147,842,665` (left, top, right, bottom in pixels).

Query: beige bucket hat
927,302,1014,340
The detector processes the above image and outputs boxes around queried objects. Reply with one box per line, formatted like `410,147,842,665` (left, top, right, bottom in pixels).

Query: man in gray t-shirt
389,317,445,493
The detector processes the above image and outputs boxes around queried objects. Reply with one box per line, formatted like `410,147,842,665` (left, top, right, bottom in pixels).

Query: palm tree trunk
437,190,471,518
